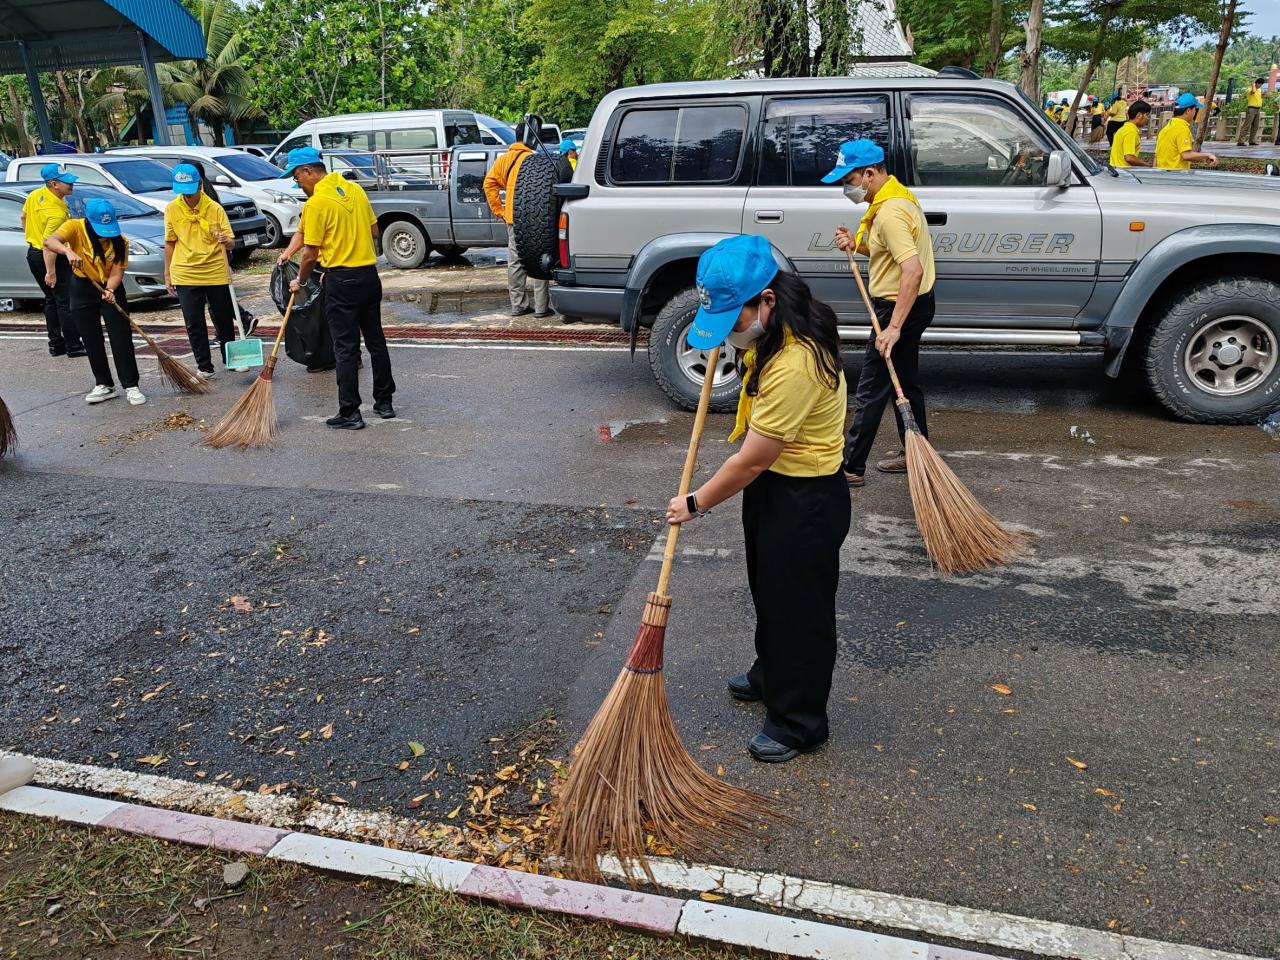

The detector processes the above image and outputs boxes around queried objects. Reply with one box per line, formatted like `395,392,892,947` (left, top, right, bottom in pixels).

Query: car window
320,131,373,150
0,197,22,230
908,94,1052,187
64,163,112,186
758,96,890,187
376,128,438,150
609,104,748,185
99,159,173,192
144,156,182,169
65,186,156,219
219,153,284,181
445,123,481,147
275,135,311,159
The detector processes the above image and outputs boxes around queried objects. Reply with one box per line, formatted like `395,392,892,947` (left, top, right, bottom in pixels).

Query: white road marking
4,754,1263,960
944,450,1244,477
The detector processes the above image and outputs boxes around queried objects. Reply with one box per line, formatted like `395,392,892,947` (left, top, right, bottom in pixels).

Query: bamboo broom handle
269,292,297,361
655,343,721,597
89,277,159,348
845,251,908,402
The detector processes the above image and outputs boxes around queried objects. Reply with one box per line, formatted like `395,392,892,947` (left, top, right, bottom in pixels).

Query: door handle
754,210,784,223
926,212,948,226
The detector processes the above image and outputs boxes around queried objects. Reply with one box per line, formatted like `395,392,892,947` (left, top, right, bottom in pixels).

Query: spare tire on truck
511,151,573,281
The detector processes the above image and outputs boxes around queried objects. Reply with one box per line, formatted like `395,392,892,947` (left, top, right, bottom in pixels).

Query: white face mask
726,318,765,350
843,182,867,204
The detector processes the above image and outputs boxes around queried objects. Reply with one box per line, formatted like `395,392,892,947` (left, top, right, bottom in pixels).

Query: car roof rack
937,65,983,80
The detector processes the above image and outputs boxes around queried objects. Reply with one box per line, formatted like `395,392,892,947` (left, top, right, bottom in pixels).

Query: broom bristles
155,349,211,395
902,424,1025,576
201,362,278,449
0,396,15,459
549,595,774,884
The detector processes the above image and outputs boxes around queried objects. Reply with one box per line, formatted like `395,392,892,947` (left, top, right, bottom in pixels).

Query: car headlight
126,238,156,256
265,190,300,204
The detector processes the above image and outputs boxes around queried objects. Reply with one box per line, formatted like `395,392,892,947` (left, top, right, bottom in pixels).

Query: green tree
164,0,262,145
899,0,1029,71
434,0,538,119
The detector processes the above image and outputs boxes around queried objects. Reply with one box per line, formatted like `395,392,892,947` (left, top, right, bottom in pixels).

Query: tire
436,244,466,259
262,212,283,249
1144,275,1280,423
511,153,565,281
648,288,742,413
381,220,430,269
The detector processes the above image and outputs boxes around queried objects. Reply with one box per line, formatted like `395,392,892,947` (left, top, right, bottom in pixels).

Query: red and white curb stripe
0,755,1264,960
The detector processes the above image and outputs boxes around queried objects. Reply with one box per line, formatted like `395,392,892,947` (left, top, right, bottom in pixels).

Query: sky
1239,0,1280,39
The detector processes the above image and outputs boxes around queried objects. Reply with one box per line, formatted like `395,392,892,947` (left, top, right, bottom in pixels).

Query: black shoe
326,413,366,430
747,733,826,764
49,344,67,357
306,363,336,373
373,401,396,420
532,309,554,319
241,312,259,337
727,674,761,702
67,346,87,358
509,306,534,317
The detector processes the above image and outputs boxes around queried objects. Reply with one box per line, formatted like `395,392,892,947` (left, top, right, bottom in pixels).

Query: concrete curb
2,783,1009,960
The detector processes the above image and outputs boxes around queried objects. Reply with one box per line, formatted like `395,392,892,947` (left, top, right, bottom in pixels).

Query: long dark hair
193,161,221,204
742,271,842,396
83,217,127,268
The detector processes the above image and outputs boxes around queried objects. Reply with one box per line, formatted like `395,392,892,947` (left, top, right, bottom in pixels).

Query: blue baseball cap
84,198,120,238
40,162,78,185
558,138,578,153
172,163,202,195
821,139,886,184
1176,92,1204,111
688,235,778,350
280,146,323,177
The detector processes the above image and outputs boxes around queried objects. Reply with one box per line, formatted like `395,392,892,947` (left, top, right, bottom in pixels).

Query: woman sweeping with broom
666,234,850,763
45,198,145,406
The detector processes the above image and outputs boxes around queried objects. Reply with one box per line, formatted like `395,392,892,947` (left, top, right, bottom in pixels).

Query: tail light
558,211,569,269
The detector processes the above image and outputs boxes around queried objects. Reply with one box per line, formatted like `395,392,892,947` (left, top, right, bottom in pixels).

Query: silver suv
529,72,1280,424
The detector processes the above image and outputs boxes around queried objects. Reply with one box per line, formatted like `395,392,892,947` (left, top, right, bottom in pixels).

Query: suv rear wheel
381,220,430,269
649,288,742,413
1145,276,1280,423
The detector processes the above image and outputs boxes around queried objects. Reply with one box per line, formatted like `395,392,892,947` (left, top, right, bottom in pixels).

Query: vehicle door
450,148,505,245
743,95,893,321
0,195,31,297
903,91,1102,328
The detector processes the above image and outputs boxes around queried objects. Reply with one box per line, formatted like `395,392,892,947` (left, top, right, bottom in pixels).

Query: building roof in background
0,0,205,72
855,0,915,61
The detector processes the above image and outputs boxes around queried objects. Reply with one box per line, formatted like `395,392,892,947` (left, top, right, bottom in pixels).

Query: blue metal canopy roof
0,0,206,72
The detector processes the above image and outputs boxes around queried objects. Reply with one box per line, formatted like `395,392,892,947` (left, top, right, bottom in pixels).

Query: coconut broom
846,252,1024,575
202,293,296,449
549,345,773,884
0,395,15,459
89,280,209,395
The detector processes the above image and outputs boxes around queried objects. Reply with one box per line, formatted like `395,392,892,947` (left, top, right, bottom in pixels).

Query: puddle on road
596,416,671,442
382,292,509,324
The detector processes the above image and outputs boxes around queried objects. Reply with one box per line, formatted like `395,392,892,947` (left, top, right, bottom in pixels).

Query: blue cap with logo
172,163,202,195
688,235,779,350
40,162,78,185
84,197,120,238
821,139,886,184
1175,92,1204,112
280,146,323,177
558,138,578,153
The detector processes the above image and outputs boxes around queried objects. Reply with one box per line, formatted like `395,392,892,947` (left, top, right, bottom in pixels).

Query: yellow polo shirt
22,187,69,248
1247,86,1263,108
868,198,936,301
1155,117,1194,169
747,340,847,478
1110,122,1142,167
52,219,127,285
164,193,233,286
1108,100,1128,122
302,172,377,268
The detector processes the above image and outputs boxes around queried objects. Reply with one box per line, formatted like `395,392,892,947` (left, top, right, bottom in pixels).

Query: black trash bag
270,261,334,370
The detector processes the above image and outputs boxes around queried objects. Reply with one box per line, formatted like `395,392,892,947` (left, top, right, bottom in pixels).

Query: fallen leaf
1119,515,1130,523
1094,788,1116,797
408,741,426,758
716,765,726,777
398,761,410,771
699,892,724,902
446,804,462,819
1021,802,1037,811
297,730,312,741
1066,756,1088,770
1263,815,1279,824
229,595,252,613
991,683,1013,695
140,682,170,702
136,754,167,767
319,723,334,740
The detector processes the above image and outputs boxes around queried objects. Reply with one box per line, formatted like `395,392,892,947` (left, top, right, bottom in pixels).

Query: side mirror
214,174,233,186
1046,150,1072,188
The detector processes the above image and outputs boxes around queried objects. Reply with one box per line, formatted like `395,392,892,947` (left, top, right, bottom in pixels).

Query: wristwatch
686,492,709,517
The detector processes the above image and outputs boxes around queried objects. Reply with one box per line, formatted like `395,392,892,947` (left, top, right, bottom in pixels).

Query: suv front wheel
1145,276,1280,423
648,288,742,413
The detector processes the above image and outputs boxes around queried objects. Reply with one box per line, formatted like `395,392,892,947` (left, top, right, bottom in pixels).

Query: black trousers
844,291,934,475
69,275,138,389
26,247,80,351
744,469,851,749
323,265,395,416
176,284,237,372
1105,120,1124,144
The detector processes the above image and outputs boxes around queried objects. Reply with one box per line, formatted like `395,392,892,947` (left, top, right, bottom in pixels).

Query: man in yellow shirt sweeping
1156,93,1218,170
20,163,84,357
1237,78,1265,146
1109,100,1152,167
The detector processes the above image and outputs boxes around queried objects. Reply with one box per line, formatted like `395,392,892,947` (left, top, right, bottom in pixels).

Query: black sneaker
373,402,396,420
509,306,534,317
49,344,67,357
326,413,366,430
67,346,87,358
241,312,259,337
727,674,761,702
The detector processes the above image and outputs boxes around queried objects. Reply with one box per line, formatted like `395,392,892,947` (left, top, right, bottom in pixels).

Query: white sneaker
230,366,249,373
200,367,216,380
126,387,147,406
85,385,118,404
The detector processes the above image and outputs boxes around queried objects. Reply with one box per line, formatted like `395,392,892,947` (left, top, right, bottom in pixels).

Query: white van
268,110,514,165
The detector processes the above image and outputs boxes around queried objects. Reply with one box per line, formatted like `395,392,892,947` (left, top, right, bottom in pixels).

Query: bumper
549,284,626,321
231,214,270,250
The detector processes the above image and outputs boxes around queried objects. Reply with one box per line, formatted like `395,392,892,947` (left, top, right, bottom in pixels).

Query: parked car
562,128,587,150
5,154,270,262
522,71,1280,424
226,144,278,159
0,183,169,302
106,145,302,248
268,110,512,165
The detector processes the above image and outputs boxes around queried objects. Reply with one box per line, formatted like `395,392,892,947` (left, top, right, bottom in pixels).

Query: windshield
103,158,178,193
64,185,157,219
478,116,516,144
1012,85,1102,175
218,152,285,181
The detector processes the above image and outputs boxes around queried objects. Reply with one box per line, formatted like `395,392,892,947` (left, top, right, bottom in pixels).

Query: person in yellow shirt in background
282,146,396,429
558,138,579,170
1156,93,1219,170
826,139,935,486
1089,98,1106,141
44,198,144,406
1106,96,1129,144
664,234,849,763
484,123,551,318
164,164,238,379
1109,100,1152,167
1237,78,1265,146
20,163,84,357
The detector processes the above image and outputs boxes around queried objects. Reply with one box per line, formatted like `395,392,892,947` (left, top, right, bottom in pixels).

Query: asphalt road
1,333,1277,957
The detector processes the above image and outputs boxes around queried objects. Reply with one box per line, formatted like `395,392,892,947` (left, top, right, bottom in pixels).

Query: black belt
872,289,935,308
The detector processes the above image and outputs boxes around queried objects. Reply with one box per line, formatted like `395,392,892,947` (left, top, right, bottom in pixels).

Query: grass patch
0,813,763,959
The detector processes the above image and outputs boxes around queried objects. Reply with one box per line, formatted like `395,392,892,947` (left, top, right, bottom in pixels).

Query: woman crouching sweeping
667,234,850,763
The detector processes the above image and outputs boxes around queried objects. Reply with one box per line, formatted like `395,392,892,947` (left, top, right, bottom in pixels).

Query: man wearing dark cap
20,163,84,357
